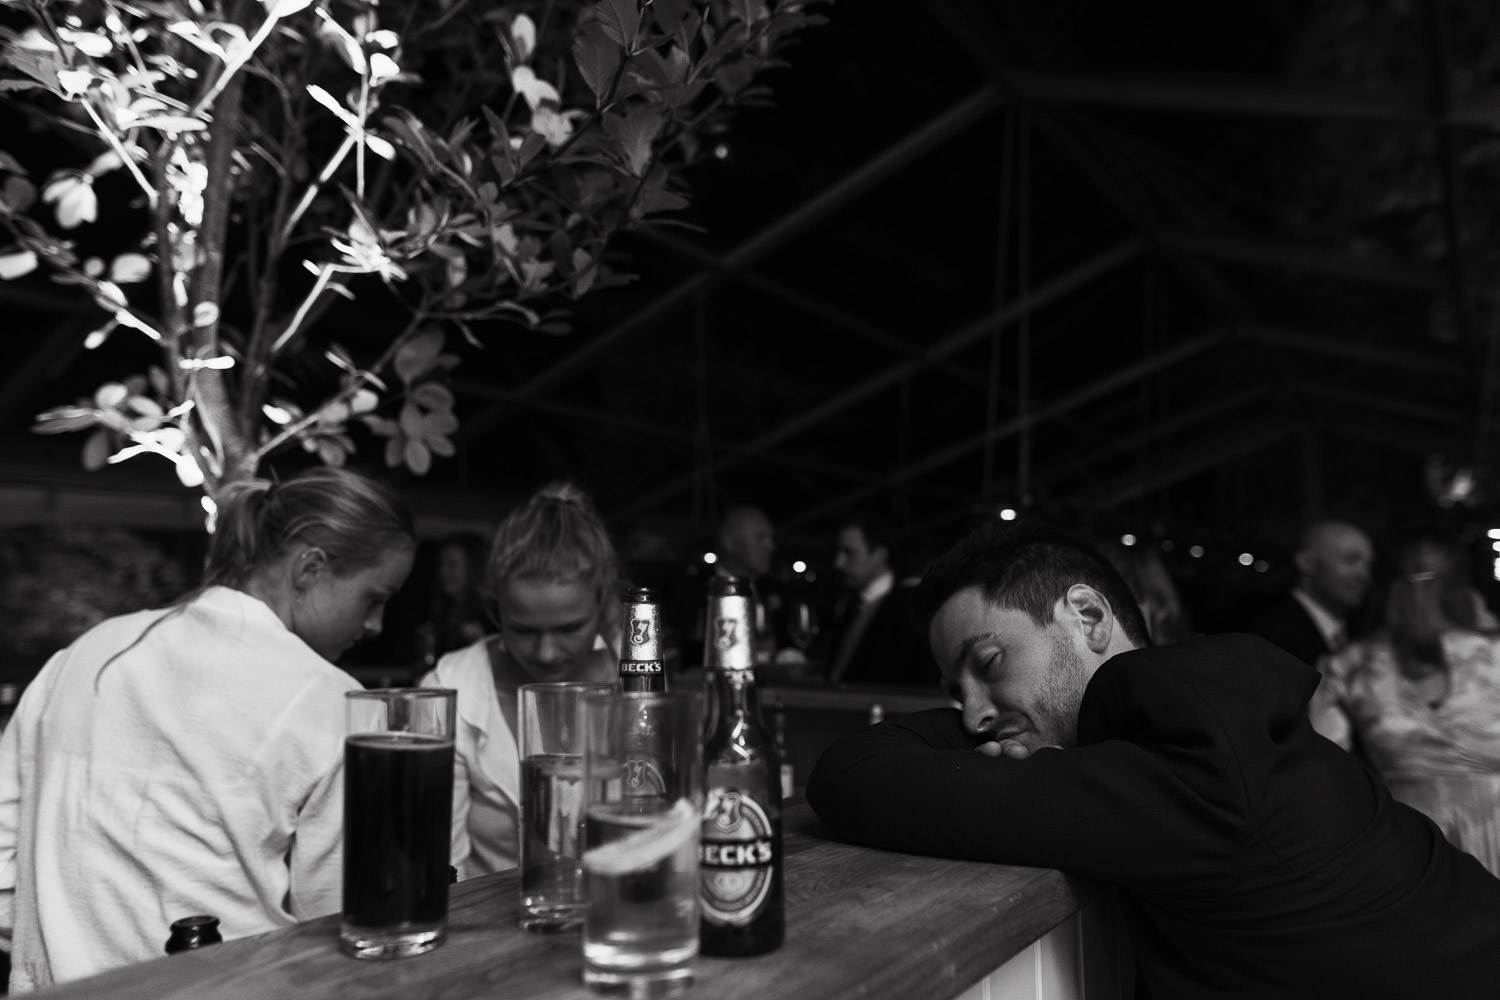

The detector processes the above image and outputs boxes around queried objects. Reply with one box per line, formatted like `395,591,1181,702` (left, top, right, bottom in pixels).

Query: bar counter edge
28,802,1126,1000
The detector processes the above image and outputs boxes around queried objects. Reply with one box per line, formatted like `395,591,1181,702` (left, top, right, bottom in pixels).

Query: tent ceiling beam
457,85,1005,442
1074,421,1299,512
1010,70,1500,128
610,240,1143,522
782,318,1224,530
635,227,995,394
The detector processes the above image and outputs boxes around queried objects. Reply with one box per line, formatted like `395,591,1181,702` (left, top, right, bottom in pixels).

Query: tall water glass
519,682,614,931
341,688,456,960
581,690,704,998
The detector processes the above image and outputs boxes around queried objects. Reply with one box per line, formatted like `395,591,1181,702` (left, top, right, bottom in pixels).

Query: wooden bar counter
35,802,1123,1000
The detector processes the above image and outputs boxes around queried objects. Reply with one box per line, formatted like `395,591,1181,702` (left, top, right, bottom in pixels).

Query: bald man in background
713,504,781,662
1248,520,1374,666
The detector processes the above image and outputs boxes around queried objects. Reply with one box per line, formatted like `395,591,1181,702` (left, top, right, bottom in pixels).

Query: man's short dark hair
840,510,898,570
919,518,1152,648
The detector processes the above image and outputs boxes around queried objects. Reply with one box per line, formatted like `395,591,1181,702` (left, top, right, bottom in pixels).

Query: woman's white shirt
420,633,618,880
0,586,361,992
419,641,521,879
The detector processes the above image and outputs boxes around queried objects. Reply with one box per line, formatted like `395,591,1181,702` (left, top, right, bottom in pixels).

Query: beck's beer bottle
618,587,667,693
699,574,785,956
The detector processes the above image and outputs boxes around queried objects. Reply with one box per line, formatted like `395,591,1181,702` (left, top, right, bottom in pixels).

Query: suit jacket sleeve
807,647,1292,892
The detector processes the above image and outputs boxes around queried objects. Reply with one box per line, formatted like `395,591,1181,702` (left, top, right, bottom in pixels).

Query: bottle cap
165,914,223,954
708,574,749,597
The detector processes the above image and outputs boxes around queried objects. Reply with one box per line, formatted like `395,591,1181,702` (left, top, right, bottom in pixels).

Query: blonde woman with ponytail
420,482,623,878
0,468,415,992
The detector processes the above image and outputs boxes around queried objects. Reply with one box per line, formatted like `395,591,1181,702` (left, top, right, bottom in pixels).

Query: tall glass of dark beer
341,688,456,959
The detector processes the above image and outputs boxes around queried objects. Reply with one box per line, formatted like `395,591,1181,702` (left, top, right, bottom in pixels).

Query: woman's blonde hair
204,466,415,587
484,482,622,640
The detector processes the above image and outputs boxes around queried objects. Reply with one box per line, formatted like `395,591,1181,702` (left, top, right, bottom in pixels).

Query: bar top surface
34,803,1087,1000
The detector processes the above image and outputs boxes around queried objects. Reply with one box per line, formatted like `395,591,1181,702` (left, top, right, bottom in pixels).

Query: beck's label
619,660,663,674
699,787,776,926
709,595,755,671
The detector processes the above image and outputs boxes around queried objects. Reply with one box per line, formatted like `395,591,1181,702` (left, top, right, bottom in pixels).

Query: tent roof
0,0,1490,559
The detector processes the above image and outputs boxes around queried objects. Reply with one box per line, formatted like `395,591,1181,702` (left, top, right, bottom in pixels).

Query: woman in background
416,531,488,668
420,482,622,877
1311,533,1500,874
0,468,415,991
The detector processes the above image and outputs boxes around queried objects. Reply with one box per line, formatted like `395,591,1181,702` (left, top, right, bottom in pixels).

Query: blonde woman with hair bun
420,481,624,878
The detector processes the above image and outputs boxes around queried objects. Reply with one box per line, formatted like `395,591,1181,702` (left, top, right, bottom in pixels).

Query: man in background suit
824,512,933,686
1248,519,1373,665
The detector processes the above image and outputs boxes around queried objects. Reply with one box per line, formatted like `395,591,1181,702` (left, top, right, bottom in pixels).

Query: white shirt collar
858,570,895,605
1292,588,1346,647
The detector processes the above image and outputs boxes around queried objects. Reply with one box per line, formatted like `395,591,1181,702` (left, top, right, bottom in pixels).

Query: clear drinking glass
519,682,615,931
581,689,704,998
341,688,456,960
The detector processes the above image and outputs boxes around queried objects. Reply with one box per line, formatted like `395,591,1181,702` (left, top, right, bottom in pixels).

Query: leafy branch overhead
0,0,828,497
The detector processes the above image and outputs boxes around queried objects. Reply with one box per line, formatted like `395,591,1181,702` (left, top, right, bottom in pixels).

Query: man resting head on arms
806,519,1500,1000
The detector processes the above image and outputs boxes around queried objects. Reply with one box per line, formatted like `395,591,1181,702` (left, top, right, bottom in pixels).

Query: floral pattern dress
1311,630,1500,875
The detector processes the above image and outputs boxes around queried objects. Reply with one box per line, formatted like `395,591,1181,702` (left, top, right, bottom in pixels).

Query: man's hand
976,739,1034,760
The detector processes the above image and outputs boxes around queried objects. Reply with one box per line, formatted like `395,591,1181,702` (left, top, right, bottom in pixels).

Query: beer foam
582,798,697,876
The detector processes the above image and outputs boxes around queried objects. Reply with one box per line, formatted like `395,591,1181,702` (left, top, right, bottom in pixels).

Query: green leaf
404,437,432,474
398,400,425,437
81,428,111,470
518,132,547,167
32,406,98,434
0,151,23,174
597,0,642,52
572,20,622,105
603,105,665,177
0,176,33,214
411,382,455,409
731,0,768,23
394,329,444,384
362,415,400,437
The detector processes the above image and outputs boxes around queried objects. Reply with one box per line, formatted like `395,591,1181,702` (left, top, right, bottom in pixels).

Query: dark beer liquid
343,732,454,928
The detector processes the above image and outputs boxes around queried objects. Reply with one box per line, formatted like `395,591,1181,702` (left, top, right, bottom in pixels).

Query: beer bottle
773,700,794,800
164,914,222,954
699,574,784,956
618,587,667,694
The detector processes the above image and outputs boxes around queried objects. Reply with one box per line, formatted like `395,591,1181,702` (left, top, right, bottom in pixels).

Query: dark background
4,0,1499,667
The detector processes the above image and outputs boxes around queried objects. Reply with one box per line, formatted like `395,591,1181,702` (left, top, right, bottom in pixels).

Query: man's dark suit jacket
1246,593,1334,666
825,583,937,687
806,634,1500,999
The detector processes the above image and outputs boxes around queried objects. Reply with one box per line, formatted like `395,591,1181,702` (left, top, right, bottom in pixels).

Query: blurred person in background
1093,536,1195,645
415,531,488,669
420,483,622,878
1311,532,1500,874
1248,519,1374,666
823,511,934,686
710,503,781,663
0,468,416,991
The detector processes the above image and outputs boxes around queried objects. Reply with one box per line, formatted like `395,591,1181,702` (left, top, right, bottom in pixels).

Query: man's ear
292,546,329,595
1061,584,1114,654
1293,548,1316,580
